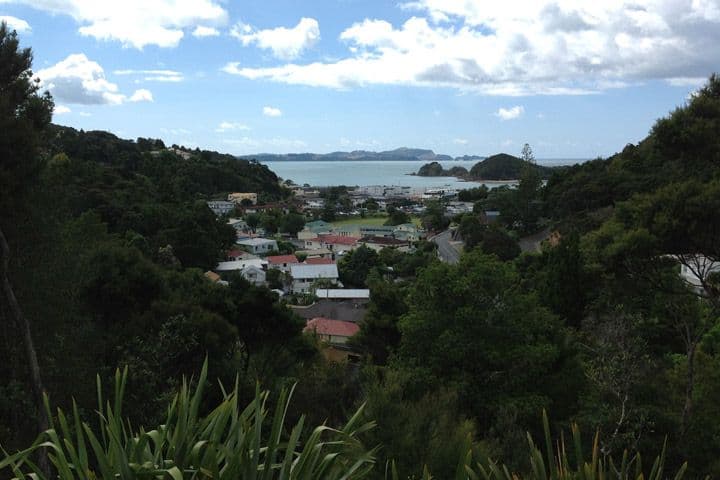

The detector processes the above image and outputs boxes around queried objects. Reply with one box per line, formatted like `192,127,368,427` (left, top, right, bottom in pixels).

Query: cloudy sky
1,0,718,158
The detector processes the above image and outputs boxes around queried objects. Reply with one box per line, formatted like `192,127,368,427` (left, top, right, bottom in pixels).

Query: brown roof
319,234,360,246
305,317,360,338
267,254,299,265
305,257,335,265
204,271,221,283
360,236,408,246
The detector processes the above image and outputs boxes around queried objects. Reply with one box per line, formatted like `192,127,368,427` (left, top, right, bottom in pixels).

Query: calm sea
261,159,583,190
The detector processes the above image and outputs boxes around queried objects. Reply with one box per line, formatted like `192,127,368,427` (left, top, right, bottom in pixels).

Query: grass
330,215,422,228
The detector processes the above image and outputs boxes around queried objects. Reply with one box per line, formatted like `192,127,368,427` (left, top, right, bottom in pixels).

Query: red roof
319,235,359,246
267,254,299,265
227,248,245,259
304,317,360,338
305,257,335,265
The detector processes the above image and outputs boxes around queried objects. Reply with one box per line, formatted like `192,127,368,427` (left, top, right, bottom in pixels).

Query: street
431,229,461,264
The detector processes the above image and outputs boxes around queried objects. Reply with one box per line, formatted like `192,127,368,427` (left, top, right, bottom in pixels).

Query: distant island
239,147,482,163
416,153,556,181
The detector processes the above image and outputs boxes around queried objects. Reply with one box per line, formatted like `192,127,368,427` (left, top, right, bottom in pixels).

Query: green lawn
330,215,422,228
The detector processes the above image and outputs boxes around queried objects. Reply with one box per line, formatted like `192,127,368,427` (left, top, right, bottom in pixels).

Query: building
315,289,370,300
267,254,300,272
304,317,360,362
206,201,236,216
240,265,266,286
677,254,720,291
298,220,332,240
290,263,340,293
227,218,249,232
305,257,335,265
226,249,258,261
359,236,410,252
295,248,333,260
216,258,267,272
236,238,278,255
227,192,258,205
305,234,359,253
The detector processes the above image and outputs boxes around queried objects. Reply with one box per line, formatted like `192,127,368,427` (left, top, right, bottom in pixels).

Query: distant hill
240,147,467,163
416,153,555,180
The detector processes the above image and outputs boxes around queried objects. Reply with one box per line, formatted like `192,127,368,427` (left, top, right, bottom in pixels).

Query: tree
422,200,448,232
321,202,336,222
245,212,260,232
384,205,410,226
280,212,306,236
338,245,381,288
0,22,54,465
397,251,576,431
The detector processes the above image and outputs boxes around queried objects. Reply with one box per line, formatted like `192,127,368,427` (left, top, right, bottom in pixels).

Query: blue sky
1,0,718,159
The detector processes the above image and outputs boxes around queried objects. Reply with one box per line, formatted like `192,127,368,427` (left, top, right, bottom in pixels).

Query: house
206,201,236,216
304,317,359,344
304,317,360,362
359,236,410,252
236,238,278,255
215,258,267,273
295,248,333,260
226,249,258,261
227,192,258,205
227,218,249,232
305,235,358,253
677,254,720,291
290,263,339,293
267,254,300,272
240,265,266,286
483,211,501,223
298,220,332,240
305,257,335,265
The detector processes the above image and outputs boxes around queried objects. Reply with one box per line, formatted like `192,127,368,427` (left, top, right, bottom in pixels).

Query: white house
241,265,266,286
290,263,340,294
677,254,720,291
315,289,370,300
215,258,267,273
236,238,278,255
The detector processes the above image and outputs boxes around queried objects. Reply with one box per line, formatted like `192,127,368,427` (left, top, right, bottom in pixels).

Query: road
431,229,461,264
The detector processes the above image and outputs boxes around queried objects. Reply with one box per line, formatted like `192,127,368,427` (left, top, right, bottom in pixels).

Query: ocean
261,159,583,190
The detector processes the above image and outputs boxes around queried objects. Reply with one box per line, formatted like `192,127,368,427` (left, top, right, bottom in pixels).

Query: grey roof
315,289,370,299
237,238,277,246
290,263,339,279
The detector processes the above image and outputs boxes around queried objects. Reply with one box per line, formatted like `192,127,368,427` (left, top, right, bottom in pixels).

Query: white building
315,289,370,300
215,258,267,273
207,201,235,216
240,265,266,286
236,238,278,255
290,264,340,294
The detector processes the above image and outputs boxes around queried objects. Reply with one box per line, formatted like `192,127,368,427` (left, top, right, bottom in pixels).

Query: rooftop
290,263,339,279
305,257,335,265
360,236,408,246
319,235,360,245
237,238,277,246
267,254,299,265
216,259,267,271
304,317,360,338
315,289,370,299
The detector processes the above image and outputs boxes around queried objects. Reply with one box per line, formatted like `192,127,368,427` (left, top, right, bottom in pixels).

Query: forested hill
42,124,285,200
416,153,556,180
543,75,720,229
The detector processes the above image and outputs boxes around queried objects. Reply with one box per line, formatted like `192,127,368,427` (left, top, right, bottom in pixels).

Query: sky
1,0,718,159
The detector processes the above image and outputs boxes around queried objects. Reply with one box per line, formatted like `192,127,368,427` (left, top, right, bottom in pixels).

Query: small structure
305,257,335,265
267,254,300,272
227,218,249,232
295,248,333,260
237,238,278,255
206,201,235,216
204,271,221,283
290,263,339,293
305,235,358,253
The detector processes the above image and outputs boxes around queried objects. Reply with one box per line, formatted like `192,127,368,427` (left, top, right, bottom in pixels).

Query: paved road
518,227,552,253
431,229,461,264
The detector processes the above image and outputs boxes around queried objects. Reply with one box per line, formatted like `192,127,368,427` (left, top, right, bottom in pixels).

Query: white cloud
216,121,251,132
263,106,282,117
453,138,468,144
226,2,720,95
160,127,191,135
35,54,152,105
496,106,524,120
114,69,184,82
78,111,92,117
4,0,227,48
1,15,31,32
54,105,71,115
129,89,153,102
667,76,708,87
192,25,220,37
231,17,320,59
